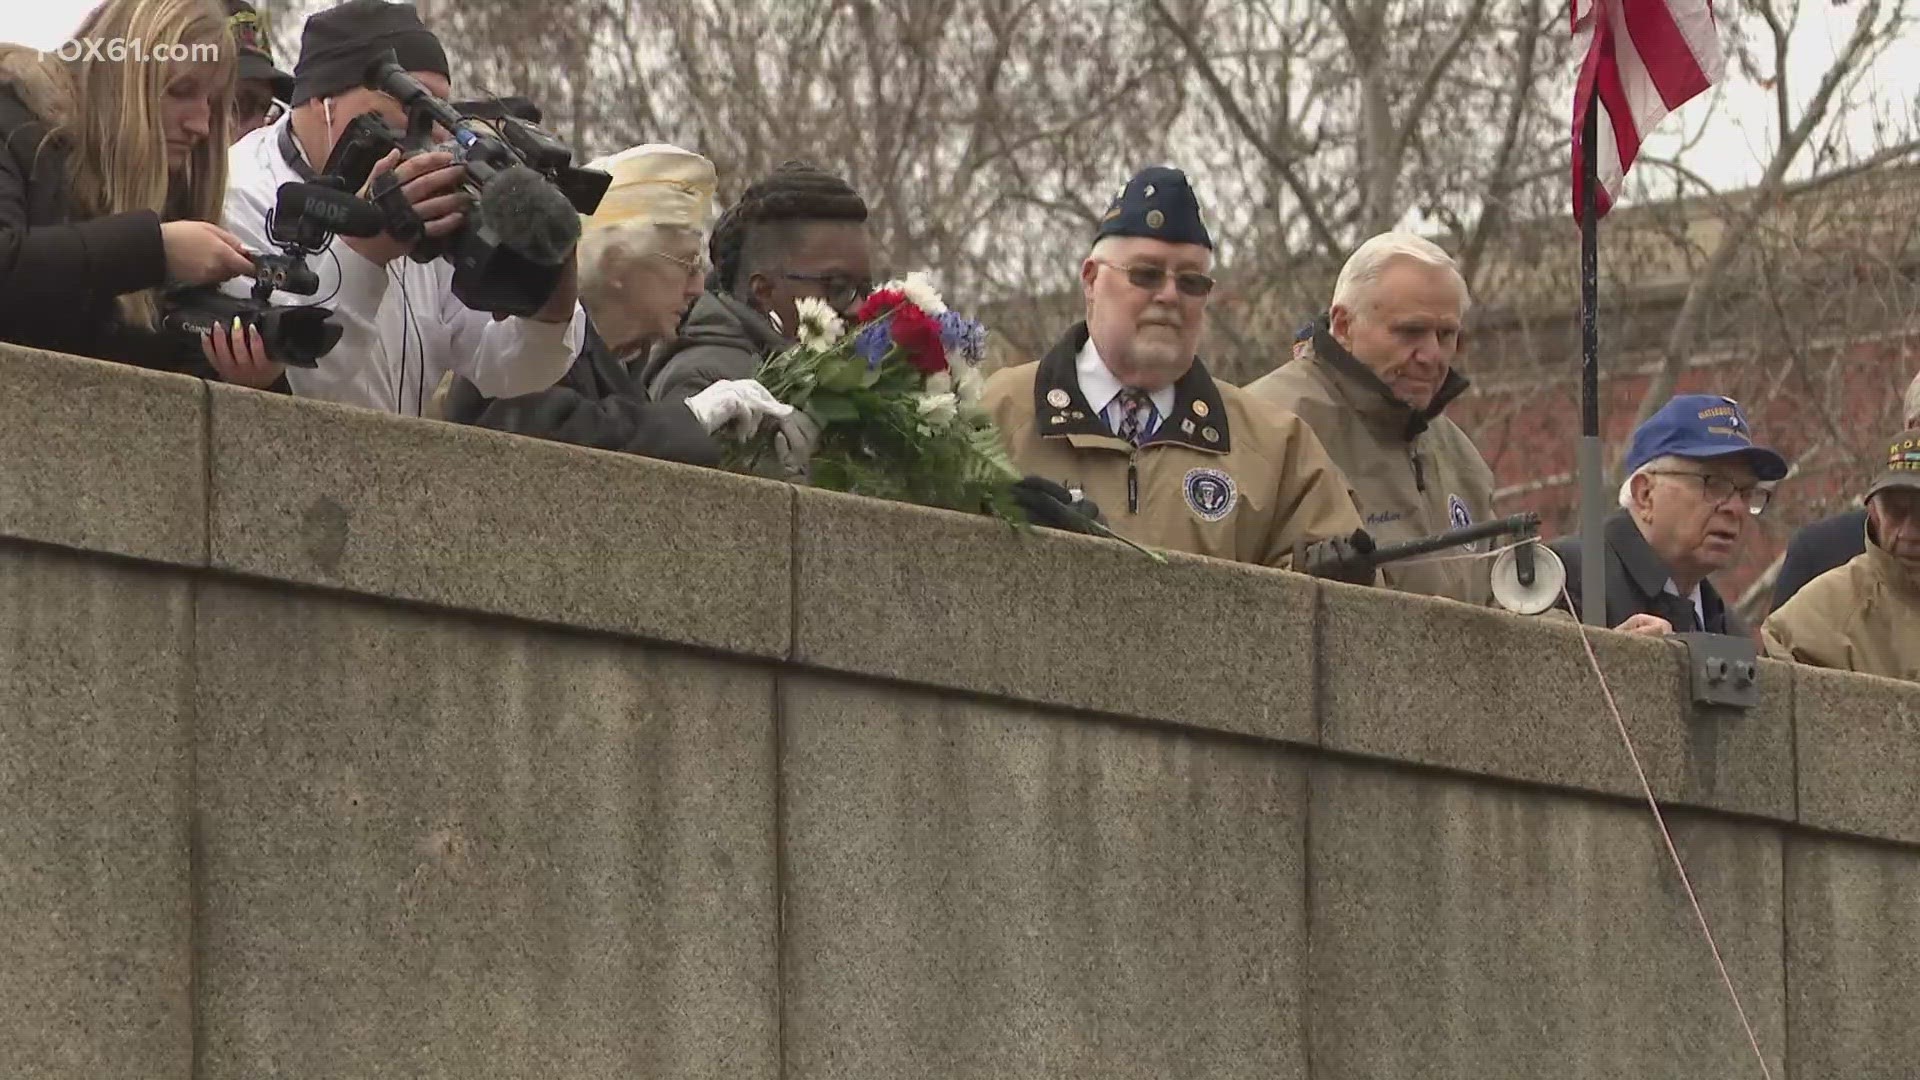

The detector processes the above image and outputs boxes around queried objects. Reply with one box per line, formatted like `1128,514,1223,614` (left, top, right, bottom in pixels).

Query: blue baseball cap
1624,394,1788,481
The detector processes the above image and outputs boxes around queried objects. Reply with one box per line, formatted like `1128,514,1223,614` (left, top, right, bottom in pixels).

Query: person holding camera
218,0,583,414
0,0,262,377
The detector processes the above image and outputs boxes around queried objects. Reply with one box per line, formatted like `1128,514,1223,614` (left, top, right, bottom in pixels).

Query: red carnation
889,305,948,374
853,289,909,325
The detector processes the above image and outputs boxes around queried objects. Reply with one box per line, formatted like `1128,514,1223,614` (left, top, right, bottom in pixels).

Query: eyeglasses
1091,258,1215,298
231,88,284,126
1644,470,1773,515
781,271,872,310
651,251,707,278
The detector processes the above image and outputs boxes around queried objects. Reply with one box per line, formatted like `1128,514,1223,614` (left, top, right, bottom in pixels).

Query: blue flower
854,322,892,368
936,311,986,363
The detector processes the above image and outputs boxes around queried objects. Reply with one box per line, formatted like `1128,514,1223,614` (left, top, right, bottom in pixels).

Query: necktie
1114,388,1153,446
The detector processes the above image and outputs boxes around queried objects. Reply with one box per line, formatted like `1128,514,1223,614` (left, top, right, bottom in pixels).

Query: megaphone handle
1517,540,1536,588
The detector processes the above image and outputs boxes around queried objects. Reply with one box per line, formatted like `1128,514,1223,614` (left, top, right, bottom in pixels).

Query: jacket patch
1185,468,1237,522
1448,493,1476,550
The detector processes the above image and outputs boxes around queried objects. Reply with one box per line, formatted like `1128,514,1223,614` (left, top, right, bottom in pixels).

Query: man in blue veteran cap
980,166,1371,577
1549,394,1788,636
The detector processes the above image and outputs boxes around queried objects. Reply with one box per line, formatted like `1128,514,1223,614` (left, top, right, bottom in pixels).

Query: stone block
778,674,1307,1079
1308,761,1786,1080
1318,581,1794,818
0,542,193,1078
1794,664,1920,843
0,345,205,565
792,486,1316,744
207,386,792,658
191,581,779,1080
1785,835,1920,1078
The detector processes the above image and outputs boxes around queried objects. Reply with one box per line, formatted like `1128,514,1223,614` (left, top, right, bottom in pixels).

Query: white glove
773,409,821,480
685,379,795,440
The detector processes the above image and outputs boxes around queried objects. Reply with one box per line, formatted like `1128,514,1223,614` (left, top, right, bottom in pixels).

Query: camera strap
278,121,318,181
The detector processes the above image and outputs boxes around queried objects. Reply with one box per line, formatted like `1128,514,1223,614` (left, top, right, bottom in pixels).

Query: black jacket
639,290,786,404
1549,508,1745,635
438,320,721,467
1770,507,1868,611
0,71,208,376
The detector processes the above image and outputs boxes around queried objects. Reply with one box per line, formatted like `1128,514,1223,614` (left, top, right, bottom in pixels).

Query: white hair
1086,233,1212,269
1619,454,1691,509
1905,369,1920,427
1330,231,1471,316
577,220,701,296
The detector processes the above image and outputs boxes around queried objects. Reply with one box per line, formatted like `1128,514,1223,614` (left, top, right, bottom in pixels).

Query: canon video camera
158,180,385,368
316,51,611,317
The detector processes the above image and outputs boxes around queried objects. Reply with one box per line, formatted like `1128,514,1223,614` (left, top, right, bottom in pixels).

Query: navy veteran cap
1624,394,1788,481
1095,166,1212,250
1867,427,1920,500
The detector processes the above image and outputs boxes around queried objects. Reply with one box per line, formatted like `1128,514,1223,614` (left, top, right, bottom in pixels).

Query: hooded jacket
640,290,786,404
0,46,201,374
1762,519,1919,683
1242,318,1496,604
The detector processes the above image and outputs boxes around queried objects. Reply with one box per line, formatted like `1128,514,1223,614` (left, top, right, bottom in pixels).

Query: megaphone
1491,540,1566,615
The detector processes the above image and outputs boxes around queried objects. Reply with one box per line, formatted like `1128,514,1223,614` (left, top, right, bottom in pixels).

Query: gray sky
4,0,1915,202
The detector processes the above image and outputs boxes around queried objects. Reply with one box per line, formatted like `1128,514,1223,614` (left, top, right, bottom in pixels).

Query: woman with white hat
436,141,808,470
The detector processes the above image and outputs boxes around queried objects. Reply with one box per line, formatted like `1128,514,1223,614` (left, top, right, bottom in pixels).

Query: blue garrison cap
1625,394,1788,481
1095,166,1212,250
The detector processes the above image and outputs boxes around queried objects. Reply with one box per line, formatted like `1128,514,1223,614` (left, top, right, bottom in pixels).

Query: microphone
476,165,580,266
273,181,387,240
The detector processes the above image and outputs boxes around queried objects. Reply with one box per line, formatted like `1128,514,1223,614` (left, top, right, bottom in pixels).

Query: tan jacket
1762,524,1920,683
1242,323,1496,605
982,323,1366,570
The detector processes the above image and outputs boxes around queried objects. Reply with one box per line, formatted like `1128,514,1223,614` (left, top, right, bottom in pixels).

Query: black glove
1295,528,1378,585
1011,476,1106,535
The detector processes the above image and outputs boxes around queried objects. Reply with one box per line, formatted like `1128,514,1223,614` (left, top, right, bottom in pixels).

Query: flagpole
1578,98,1607,627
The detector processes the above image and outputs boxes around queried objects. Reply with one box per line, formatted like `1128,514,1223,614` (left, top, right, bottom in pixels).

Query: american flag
1571,0,1726,220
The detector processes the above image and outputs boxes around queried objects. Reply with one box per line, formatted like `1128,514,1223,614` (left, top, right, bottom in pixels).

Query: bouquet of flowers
725,272,1027,524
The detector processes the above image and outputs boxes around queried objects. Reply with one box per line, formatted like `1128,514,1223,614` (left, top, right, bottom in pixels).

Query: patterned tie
1114,388,1153,446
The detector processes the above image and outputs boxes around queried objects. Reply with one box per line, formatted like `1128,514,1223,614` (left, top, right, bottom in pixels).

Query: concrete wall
4,343,1919,1079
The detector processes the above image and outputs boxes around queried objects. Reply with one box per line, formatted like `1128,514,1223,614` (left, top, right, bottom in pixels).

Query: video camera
316,51,611,317
158,180,385,368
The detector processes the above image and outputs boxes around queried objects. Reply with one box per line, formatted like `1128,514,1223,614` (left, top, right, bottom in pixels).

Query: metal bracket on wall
1672,632,1761,710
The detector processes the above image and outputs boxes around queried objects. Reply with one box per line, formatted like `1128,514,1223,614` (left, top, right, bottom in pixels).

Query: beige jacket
1762,524,1920,683
982,323,1366,570
1242,323,1496,604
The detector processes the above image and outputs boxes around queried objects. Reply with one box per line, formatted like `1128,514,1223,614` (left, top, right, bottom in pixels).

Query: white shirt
220,117,583,416
1076,336,1174,439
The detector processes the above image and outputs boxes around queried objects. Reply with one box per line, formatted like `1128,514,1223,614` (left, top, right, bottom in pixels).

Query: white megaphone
1491,540,1567,615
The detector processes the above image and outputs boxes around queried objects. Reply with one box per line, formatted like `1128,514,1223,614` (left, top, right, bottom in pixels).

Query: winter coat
639,291,786,404
0,47,209,376
1242,318,1496,605
1762,520,1919,683
1770,507,1868,611
436,320,721,467
981,322,1367,571
1549,508,1745,635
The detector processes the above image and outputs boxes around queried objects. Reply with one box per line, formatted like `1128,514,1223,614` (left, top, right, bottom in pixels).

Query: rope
1391,535,1775,1077
1558,581,1776,1080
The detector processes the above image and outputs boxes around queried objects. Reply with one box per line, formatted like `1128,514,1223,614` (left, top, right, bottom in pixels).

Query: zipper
1410,448,1426,492
1128,448,1140,513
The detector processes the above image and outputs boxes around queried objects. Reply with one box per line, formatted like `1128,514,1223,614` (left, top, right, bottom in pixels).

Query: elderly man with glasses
980,166,1370,578
1244,231,1497,606
1548,395,1788,636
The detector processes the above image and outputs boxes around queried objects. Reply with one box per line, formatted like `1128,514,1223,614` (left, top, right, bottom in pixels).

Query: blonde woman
0,0,270,382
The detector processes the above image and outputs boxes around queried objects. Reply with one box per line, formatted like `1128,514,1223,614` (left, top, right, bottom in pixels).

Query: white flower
915,391,959,428
951,360,984,405
923,370,954,397
794,297,845,349
899,271,946,315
